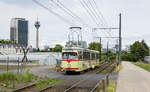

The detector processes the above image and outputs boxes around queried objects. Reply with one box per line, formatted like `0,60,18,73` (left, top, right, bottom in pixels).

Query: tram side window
96,53,99,59
83,52,86,60
96,53,97,59
83,52,90,60
78,51,83,60
92,53,95,60
86,52,90,60
88,52,90,60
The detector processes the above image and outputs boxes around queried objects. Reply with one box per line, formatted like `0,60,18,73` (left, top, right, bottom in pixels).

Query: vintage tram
61,46,99,73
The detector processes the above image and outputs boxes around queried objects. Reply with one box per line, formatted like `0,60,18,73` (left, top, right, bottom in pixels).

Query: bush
122,51,137,62
0,71,38,84
0,72,15,82
16,71,38,83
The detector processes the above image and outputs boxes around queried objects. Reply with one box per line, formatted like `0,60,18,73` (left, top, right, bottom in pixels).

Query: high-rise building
10,18,28,47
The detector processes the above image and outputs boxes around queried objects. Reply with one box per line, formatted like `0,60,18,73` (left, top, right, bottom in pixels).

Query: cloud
0,0,34,8
0,0,150,49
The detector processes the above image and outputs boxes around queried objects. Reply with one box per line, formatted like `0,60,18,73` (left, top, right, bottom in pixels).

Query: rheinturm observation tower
34,19,40,49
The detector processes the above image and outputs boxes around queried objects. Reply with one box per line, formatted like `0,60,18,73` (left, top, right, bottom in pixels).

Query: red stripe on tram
63,68,79,70
62,59,89,61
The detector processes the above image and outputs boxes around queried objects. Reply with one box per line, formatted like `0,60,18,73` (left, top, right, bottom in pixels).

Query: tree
53,44,63,52
130,40,149,61
0,40,14,44
88,42,102,51
122,50,137,62
141,40,149,56
37,48,40,52
108,51,116,60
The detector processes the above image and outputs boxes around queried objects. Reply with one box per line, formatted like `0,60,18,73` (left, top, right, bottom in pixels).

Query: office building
10,18,28,47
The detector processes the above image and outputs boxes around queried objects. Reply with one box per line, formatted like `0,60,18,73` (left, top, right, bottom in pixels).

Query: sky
0,0,150,49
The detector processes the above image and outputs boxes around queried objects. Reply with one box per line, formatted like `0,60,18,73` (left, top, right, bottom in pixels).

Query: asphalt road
29,65,118,81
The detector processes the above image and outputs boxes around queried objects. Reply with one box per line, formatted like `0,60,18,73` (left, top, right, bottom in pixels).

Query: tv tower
34,18,40,49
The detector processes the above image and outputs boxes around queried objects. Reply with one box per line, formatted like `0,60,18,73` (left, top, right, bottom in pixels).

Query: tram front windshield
62,52,78,60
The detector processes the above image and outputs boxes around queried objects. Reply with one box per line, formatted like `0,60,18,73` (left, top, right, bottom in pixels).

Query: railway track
106,62,117,73
38,78,89,92
12,83,37,92
62,62,116,92
90,62,117,92
87,61,113,74
12,62,115,92
96,62,113,73
38,62,114,92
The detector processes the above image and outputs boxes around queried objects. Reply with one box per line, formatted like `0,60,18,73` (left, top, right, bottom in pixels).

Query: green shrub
12,80,15,89
122,51,137,62
16,71,38,83
0,72,15,82
113,64,123,73
107,82,116,92
0,71,38,85
0,87,3,92
4,80,9,88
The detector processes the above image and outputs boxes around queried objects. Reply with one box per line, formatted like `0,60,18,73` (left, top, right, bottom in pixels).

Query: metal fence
0,52,62,73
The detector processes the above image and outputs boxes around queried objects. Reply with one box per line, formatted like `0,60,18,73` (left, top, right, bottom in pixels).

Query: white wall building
0,43,23,54
144,56,150,64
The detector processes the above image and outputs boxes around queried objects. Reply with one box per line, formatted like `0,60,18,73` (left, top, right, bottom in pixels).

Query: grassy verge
100,70,108,74
0,71,62,91
0,71,38,88
113,64,123,73
0,71,38,92
36,77,62,89
134,62,150,72
107,81,116,92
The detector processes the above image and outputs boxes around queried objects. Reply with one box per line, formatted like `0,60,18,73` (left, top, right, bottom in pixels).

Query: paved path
116,61,150,92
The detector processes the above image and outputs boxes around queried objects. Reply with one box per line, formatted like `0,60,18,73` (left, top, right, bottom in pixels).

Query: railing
0,52,62,73
90,74,110,92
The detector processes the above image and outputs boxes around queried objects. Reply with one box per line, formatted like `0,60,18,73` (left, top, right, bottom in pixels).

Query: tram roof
63,46,99,53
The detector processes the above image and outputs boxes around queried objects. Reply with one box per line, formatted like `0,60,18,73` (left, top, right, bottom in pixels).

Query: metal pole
99,37,102,62
17,57,19,73
102,79,105,92
72,31,74,42
107,42,109,61
78,34,79,46
106,75,109,86
116,40,119,62
7,56,9,73
68,35,70,42
119,13,122,64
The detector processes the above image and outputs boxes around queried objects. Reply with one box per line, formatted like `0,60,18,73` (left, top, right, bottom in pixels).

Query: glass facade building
10,18,28,47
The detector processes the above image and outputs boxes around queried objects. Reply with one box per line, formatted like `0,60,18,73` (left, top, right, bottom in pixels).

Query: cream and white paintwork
61,47,99,72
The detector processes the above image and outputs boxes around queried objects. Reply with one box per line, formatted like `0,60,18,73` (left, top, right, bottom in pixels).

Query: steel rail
12,84,36,92
37,62,110,92
63,62,113,92
90,62,117,92
63,75,91,92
